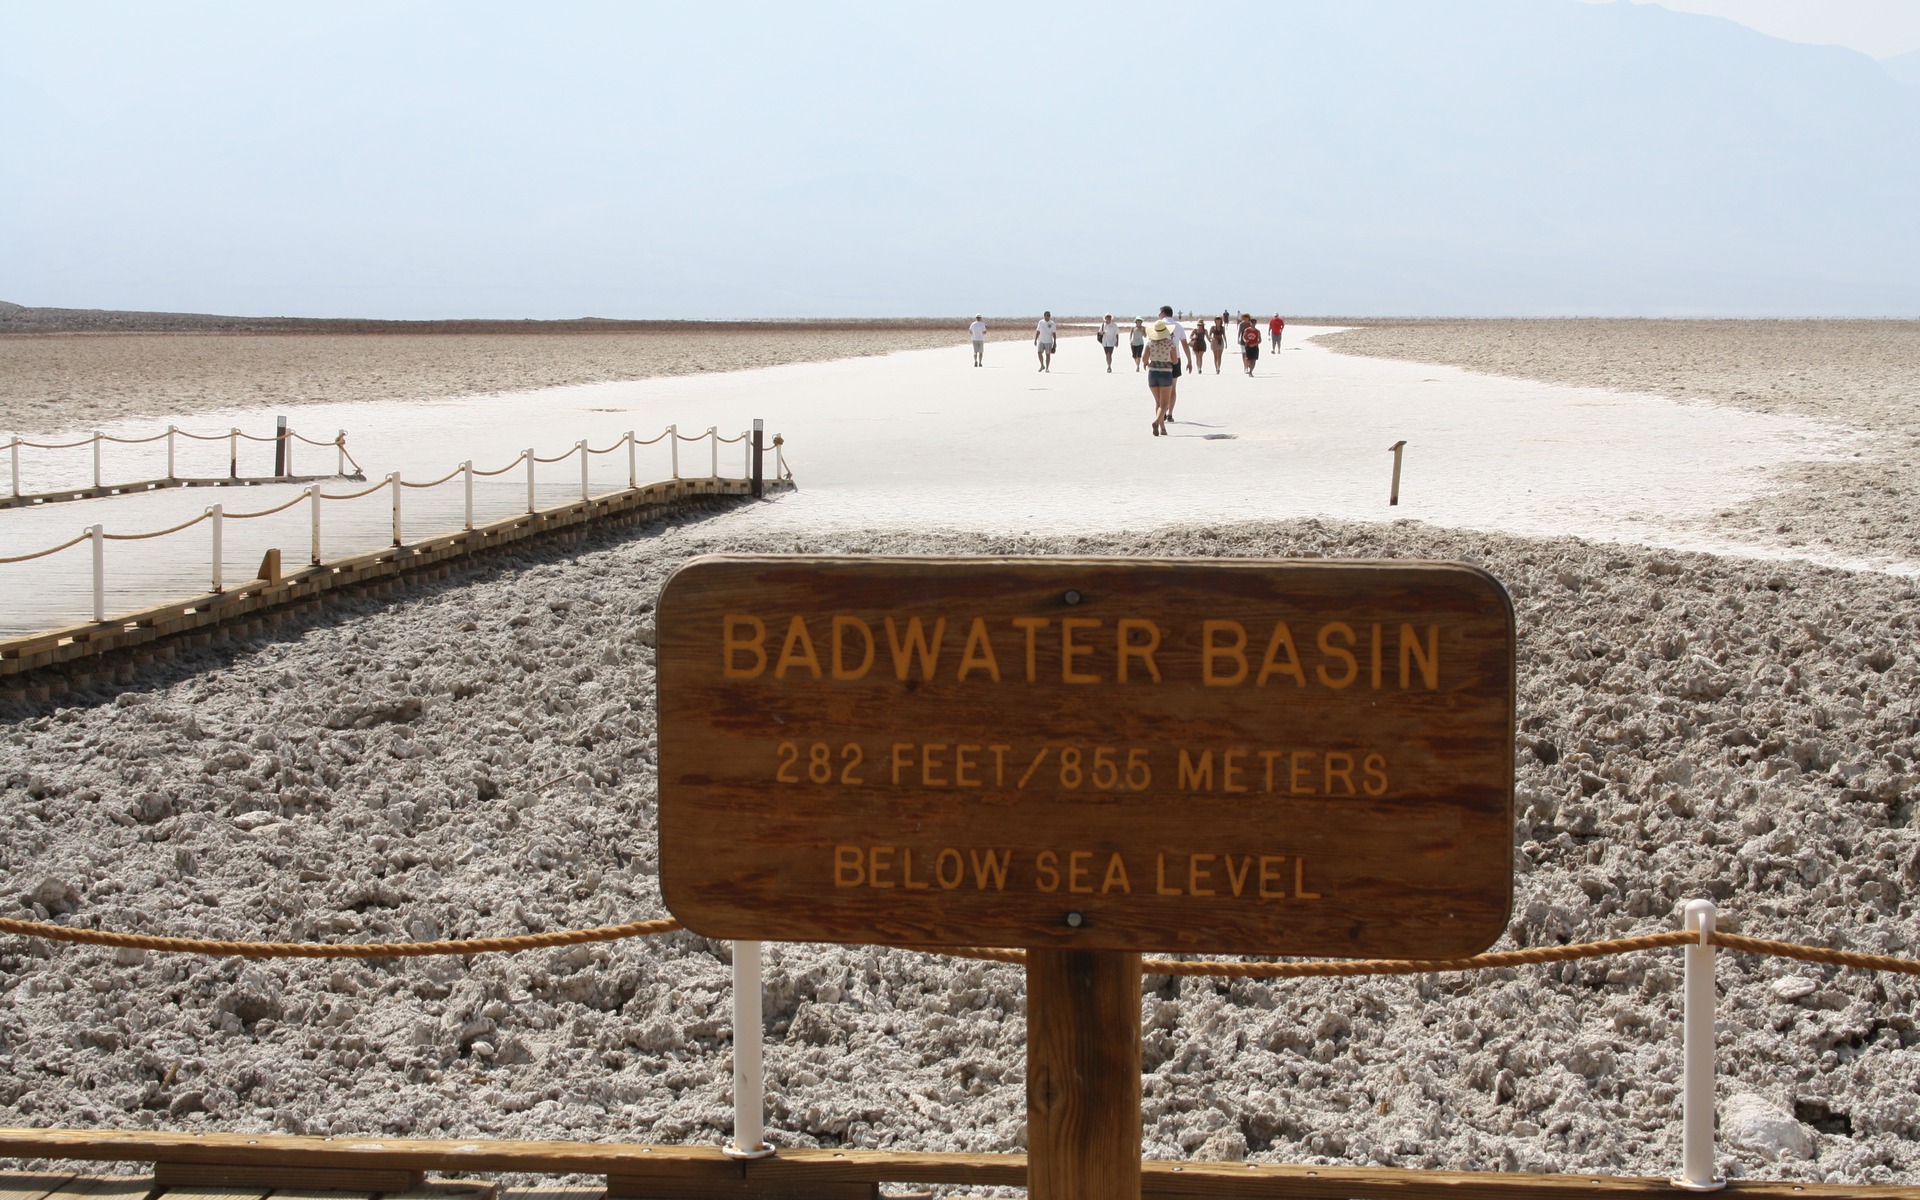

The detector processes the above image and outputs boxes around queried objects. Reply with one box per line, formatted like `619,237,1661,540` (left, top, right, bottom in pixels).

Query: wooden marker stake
1027,948,1142,1200
1388,439,1407,506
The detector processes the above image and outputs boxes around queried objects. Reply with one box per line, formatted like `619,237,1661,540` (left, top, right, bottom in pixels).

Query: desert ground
1320,320,1920,569
1,319,1917,1186
0,322,1033,437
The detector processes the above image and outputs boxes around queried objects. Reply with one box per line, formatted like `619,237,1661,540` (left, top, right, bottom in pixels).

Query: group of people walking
967,309,1286,438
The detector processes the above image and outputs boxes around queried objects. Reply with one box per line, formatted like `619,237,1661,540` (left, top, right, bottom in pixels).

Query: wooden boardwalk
0,475,352,512
0,1173,554,1200
0,476,757,686
1,1129,1914,1200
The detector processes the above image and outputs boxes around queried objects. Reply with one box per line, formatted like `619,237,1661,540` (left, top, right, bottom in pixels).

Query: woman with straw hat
1143,319,1179,436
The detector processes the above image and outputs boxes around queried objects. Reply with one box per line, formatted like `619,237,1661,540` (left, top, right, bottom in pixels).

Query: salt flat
0,327,1875,634
3,330,1917,1184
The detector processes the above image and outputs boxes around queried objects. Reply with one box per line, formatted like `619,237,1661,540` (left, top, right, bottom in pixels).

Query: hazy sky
3,1,1916,319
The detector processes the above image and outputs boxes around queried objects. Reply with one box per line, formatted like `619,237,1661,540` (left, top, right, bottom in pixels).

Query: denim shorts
1147,368,1174,387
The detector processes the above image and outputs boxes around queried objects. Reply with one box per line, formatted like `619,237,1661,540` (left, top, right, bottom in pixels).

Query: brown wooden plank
7,1134,1906,1196
381,1181,498,1200
157,1186,271,1200
156,1166,415,1194
656,557,1516,956
44,1177,159,1200
1029,949,1141,1200
605,1179,873,1200
0,1173,76,1200
1138,1160,1904,1197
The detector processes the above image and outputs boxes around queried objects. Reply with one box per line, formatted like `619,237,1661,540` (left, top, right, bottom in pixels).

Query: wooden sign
656,557,1515,958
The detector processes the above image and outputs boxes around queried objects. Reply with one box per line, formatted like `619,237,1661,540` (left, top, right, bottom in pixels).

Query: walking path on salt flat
0,328,1877,635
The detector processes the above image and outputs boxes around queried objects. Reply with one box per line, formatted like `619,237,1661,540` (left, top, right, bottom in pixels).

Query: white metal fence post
336,431,347,477
463,461,475,531
309,486,322,564
210,505,223,593
776,438,785,482
92,433,102,489
724,940,772,1159
166,426,177,481
742,432,750,480
9,438,19,497
286,427,295,477
389,472,402,547
578,440,590,502
90,524,105,622
1675,899,1725,1192
709,427,718,478
526,449,536,513
626,431,637,489
669,425,680,479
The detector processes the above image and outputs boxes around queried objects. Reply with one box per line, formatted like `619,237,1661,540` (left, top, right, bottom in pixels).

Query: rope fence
0,424,783,629
1,898,1911,1186
0,906,1912,974
5,421,360,501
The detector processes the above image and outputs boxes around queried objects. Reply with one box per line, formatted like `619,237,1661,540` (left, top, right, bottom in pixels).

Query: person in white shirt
1156,305,1186,420
1097,314,1120,372
968,316,987,367
1034,311,1058,372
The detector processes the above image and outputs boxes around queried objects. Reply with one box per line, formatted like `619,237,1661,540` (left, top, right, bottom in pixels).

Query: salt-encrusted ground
1318,320,1920,570
2,320,1917,1187
2,514,1916,1185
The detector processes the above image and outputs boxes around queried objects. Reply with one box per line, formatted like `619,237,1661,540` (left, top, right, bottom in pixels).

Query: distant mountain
1884,49,1920,86
0,304,993,335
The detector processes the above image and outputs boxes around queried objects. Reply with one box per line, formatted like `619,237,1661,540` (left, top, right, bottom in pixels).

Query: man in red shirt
1268,314,1285,353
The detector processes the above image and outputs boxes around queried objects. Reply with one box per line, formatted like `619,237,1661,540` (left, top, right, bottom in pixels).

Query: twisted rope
318,477,394,501
223,492,314,520
859,927,1920,981
1142,930,1698,977
1,915,1915,978
472,453,531,477
400,467,464,489
12,425,323,449
633,431,670,445
0,915,683,959
11,434,98,450
531,446,583,464
0,530,92,564
714,432,748,444
1713,931,1920,978
103,510,213,540
927,945,1029,966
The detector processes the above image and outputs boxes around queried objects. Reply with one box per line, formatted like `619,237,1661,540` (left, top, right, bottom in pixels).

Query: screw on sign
656,557,1516,1200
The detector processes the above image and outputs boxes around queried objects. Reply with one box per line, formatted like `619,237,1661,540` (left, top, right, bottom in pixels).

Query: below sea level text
832,845,1322,900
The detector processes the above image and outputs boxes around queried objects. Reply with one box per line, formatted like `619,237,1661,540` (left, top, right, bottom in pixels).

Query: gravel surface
3,513,1917,1185
1315,321,1920,570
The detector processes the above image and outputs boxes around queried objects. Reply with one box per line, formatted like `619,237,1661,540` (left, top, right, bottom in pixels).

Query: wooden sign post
656,557,1516,1200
